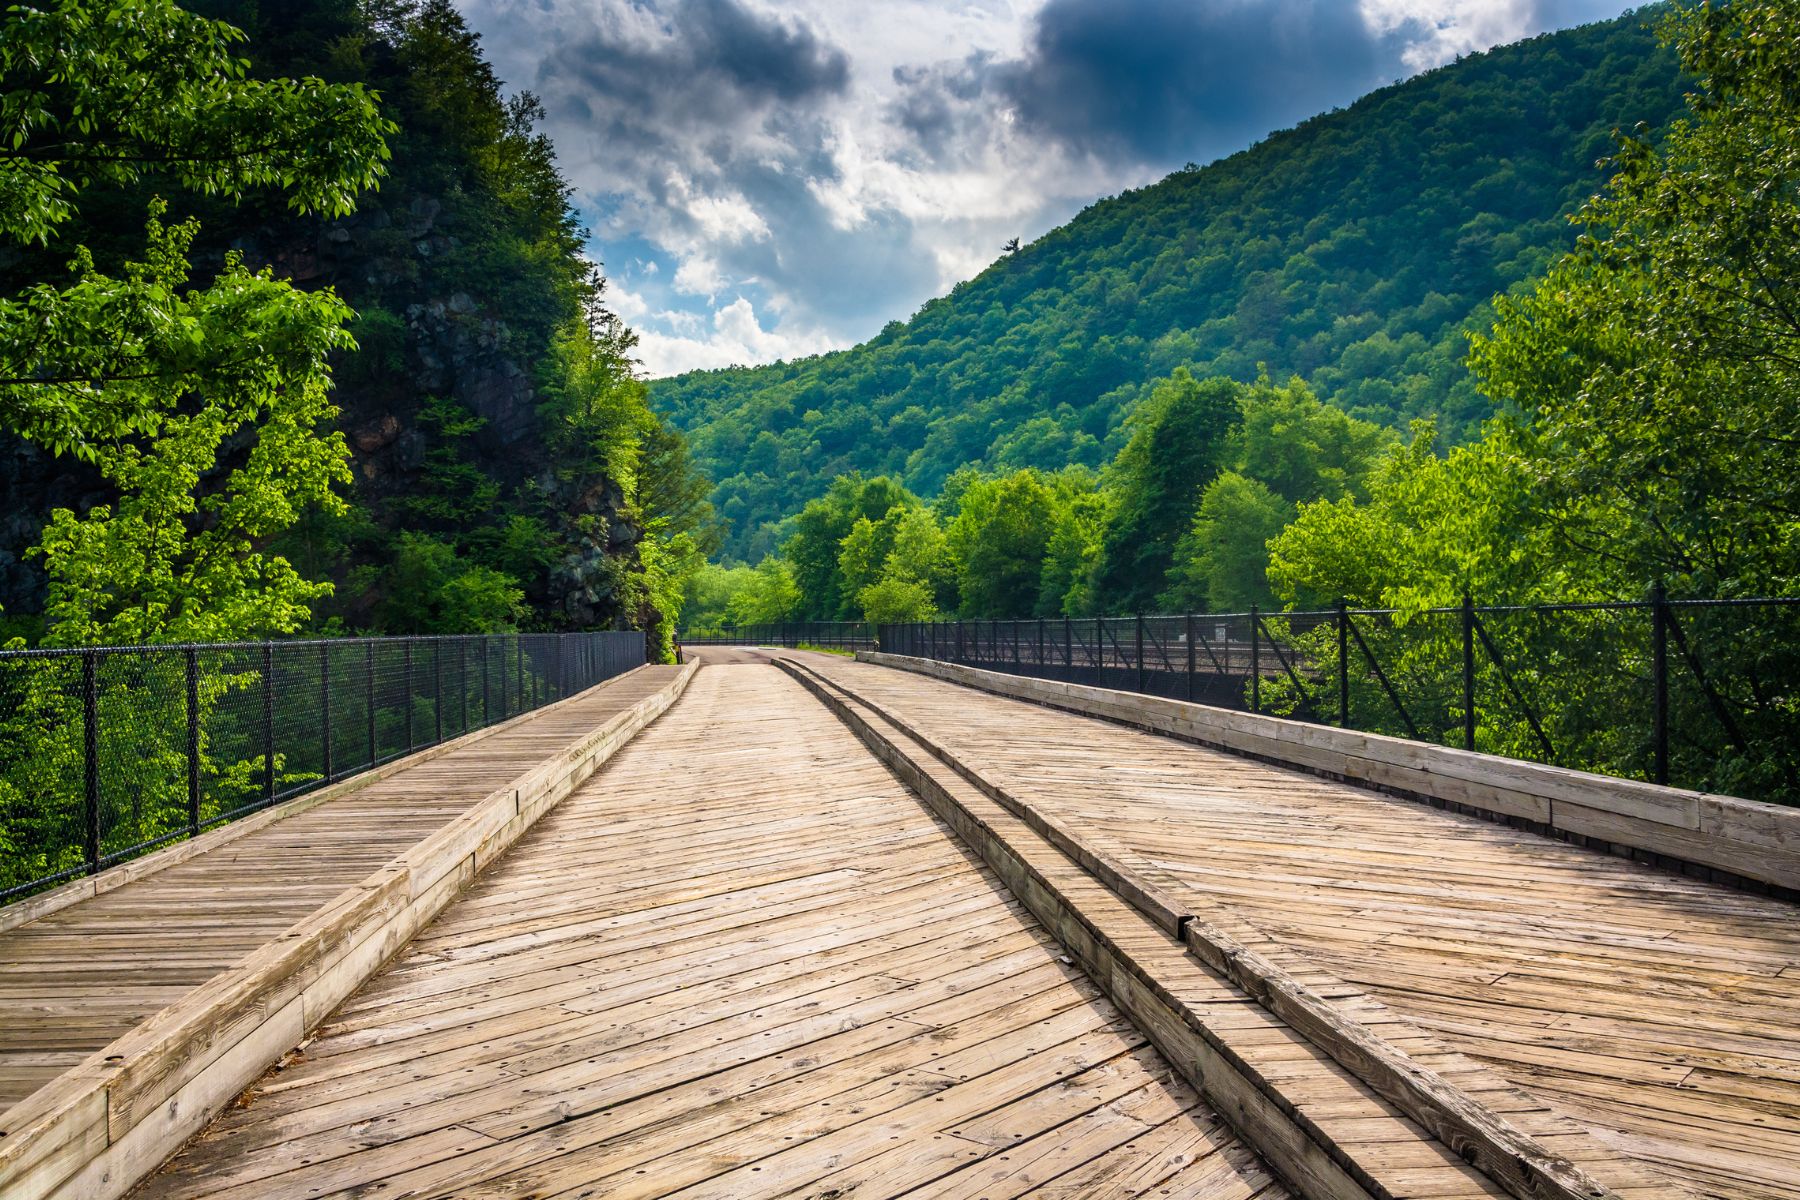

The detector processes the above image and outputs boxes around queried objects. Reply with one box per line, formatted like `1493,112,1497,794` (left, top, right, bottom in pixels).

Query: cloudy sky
455,0,1634,377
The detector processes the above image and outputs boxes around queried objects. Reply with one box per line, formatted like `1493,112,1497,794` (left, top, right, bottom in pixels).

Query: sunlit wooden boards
142,664,1284,1200
858,652,1800,893
0,667,678,1113
0,664,693,1200
816,653,1800,1199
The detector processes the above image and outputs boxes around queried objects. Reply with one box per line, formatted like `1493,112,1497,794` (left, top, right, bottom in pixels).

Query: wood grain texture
0,664,692,1200
789,655,1642,1200
827,653,1800,1200
858,652,1800,892
141,663,1284,1200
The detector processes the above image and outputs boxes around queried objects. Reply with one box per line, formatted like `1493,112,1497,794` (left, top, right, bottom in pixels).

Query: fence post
481,637,491,725
955,620,964,662
1336,599,1350,728
1250,606,1260,713
1013,620,1022,670
1185,612,1196,701
263,642,276,801
1461,591,1476,752
82,649,99,874
433,639,443,743
1652,579,1669,786
515,634,524,715
460,639,469,733
1064,616,1072,670
366,642,376,766
1037,618,1045,672
403,641,414,749
1135,614,1145,692
319,644,332,784
1095,616,1103,679
187,648,201,835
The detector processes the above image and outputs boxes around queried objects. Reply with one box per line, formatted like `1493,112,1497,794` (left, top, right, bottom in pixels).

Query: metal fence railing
0,631,647,903
879,594,1800,807
679,622,878,653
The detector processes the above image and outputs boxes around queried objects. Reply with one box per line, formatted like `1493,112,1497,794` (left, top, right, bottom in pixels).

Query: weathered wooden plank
0,661,696,1200
859,651,1800,891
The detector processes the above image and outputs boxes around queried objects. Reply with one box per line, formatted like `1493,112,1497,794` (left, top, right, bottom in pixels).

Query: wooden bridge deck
797,654,1800,1200
141,662,1280,1200
0,665,680,1110
4,651,1796,1200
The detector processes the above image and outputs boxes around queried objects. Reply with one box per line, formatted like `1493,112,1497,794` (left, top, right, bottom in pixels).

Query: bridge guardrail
878,594,1800,807
0,631,647,904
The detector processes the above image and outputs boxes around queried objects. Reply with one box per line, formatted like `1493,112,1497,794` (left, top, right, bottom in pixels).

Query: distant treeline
655,9,1688,561
688,0,1800,802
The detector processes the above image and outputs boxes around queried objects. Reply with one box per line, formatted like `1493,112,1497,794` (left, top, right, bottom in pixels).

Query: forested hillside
654,10,1685,560
0,0,713,654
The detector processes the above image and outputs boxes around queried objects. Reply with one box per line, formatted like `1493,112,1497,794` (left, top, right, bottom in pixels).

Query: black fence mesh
878,599,1800,807
0,631,646,902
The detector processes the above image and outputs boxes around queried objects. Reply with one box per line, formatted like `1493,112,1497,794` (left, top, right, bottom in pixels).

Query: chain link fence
0,631,646,903
879,596,1800,806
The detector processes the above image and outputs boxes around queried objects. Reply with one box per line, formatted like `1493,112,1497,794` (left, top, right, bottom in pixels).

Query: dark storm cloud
997,0,1392,164
533,0,848,153
532,0,849,116
454,0,1637,372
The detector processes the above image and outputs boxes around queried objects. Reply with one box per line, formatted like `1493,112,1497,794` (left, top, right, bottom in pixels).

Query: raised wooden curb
859,651,1800,894
775,658,1381,1200
0,665,655,936
792,657,1643,1200
0,660,697,1200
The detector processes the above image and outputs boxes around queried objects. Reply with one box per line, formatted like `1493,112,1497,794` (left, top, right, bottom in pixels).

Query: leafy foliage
1265,0,1800,802
1,0,718,652
1093,369,1238,612
0,0,390,245
654,12,1687,559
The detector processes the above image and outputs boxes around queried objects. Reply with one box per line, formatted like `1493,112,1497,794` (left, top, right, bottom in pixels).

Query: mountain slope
651,10,1685,560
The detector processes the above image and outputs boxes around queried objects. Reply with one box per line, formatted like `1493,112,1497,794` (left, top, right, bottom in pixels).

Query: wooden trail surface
0,665,680,1112
143,662,1282,1200
797,654,1800,1200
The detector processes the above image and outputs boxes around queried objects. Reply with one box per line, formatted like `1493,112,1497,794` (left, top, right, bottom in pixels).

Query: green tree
857,576,938,624
0,0,391,887
726,557,802,625
783,475,916,618
1237,372,1393,505
1161,373,1393,613
1092,369,1239,612
1162,472,1294,613
885,506,955,611
1038,482,1110,617
374,532,529,633
0,0,388,248
0,0,391,645
837,514,904,610
1469,0,1800,599
682,562,758,631
946,470,1061,617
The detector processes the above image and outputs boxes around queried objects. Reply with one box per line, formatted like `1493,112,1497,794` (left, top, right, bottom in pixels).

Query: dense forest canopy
682,0,1800,802
653,10,1687,562
0,0,715,658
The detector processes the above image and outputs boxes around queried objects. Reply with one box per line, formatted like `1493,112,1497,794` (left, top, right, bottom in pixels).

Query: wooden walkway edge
856,652,1800,894
141,661,1287,1200
816,652,1800,1198
0,660,696,1200
776,657,1674,1200
781,656,1670,1200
